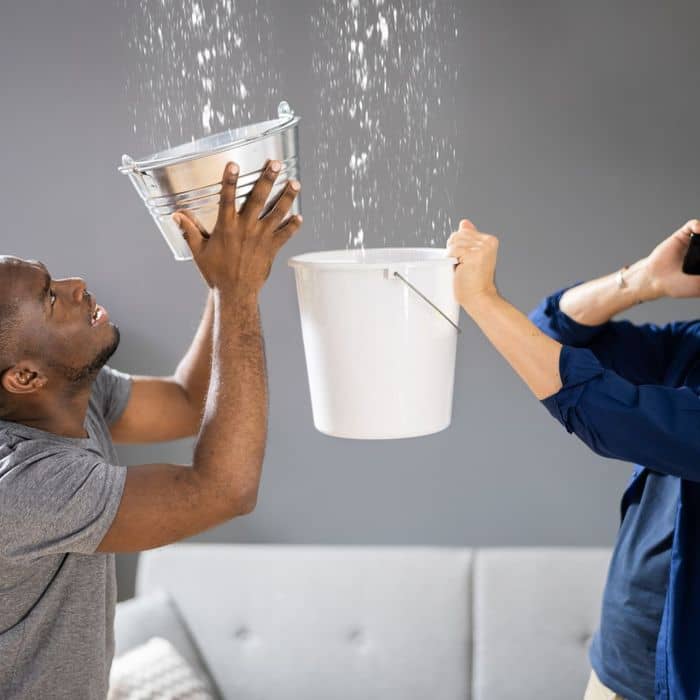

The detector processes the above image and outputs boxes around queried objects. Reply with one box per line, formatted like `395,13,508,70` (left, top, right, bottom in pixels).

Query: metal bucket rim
119,111,300,174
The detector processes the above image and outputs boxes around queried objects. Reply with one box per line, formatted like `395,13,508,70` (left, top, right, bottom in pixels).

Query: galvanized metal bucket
119,101,301,261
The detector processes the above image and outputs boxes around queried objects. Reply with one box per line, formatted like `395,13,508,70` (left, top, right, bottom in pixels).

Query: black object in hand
682,234,700,275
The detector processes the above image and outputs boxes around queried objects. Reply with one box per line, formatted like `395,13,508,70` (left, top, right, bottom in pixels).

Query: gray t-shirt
0,366,132,699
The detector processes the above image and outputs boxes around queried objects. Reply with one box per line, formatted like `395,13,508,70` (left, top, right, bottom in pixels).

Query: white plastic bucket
288,248,460,439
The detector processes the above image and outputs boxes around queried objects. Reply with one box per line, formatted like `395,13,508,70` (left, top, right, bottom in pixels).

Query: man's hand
645,219,700,299
173,160,302,296
447,218,500,314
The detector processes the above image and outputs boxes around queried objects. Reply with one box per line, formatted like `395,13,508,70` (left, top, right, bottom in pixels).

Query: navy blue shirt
590,470,678,700
530,285,700,700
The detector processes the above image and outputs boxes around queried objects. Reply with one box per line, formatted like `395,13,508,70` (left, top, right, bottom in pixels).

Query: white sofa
114,544,611,700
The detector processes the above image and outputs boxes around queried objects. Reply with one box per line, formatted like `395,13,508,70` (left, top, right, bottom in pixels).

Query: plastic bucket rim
288,247,456,271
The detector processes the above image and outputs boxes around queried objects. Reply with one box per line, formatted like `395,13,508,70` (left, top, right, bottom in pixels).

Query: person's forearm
173,291,214,415
559,257,662,326
466,293,563,400
192,291,267,511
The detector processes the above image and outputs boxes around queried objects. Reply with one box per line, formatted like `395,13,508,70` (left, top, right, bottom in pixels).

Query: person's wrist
625,258,664,303
461,286,500,317
213,285,259,310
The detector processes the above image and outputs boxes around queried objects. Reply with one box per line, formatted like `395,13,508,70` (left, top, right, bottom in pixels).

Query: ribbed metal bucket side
149,168,300,216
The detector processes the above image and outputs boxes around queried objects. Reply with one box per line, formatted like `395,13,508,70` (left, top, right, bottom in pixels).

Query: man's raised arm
97,160,302,553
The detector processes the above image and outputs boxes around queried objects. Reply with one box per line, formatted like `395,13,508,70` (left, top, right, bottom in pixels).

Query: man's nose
65,278,87,304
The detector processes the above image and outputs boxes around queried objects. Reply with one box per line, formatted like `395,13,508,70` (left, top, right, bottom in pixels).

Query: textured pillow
114,589,215,688
108,637,214,700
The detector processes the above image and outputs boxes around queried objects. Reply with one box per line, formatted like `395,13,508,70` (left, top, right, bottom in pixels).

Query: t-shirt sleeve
0,445,127,560
92,365,133,426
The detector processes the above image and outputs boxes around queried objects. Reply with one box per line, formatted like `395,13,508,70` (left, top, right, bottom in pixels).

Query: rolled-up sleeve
529,283,606,346
543,346,700,481
530,284,697,384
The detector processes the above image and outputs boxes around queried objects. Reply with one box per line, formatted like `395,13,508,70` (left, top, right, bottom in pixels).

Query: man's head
0,256,119,415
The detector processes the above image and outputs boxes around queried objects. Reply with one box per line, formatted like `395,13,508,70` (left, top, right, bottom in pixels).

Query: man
448,218,700,700
0,160,301,699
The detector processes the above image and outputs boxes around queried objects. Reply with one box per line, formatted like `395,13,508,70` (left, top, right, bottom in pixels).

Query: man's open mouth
90,304,109,327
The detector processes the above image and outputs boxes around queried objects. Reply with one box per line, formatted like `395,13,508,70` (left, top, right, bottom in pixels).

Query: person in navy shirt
448,218,700,700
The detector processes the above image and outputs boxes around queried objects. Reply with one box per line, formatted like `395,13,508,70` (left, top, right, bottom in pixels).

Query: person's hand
172,160,302,298
643,219,700,299
447,219,500,312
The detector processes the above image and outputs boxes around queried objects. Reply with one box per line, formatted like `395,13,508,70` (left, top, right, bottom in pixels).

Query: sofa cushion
472,547,609,700
114,590,220,699
137,544,473,700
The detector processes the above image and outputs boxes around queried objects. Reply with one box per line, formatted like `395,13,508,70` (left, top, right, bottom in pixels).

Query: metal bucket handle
385,267,461,334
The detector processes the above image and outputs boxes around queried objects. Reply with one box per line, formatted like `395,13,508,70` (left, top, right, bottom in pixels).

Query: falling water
310,0,461,248
126,0,279,150
126,0,462,248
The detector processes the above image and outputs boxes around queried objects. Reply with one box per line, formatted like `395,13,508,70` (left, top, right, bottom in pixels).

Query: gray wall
1,1,699,601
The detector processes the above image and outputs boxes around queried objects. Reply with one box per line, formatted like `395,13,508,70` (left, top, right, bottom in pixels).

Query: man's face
0,256,120,385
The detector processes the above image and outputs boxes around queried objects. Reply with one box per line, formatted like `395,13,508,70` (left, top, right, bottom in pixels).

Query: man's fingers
215,162,239,229
262,180,301,232
178,209,209,236
272,214,303,251
173,211,206,258
239,160,282,226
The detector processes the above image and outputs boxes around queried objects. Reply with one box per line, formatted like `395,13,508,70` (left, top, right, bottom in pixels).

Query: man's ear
1,360,48,395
